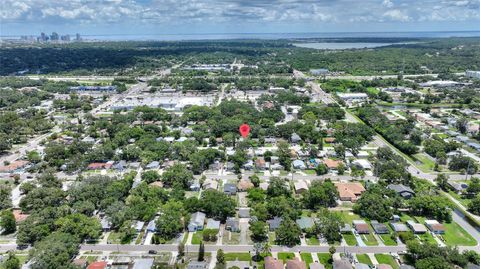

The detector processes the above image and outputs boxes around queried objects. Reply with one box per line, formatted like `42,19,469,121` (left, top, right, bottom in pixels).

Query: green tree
200,190,236,221
315,163,328,175
54,213,102,242
435,174,449,191
2,252,20,269
275,218,301,247
156,201,185,240
198,242,205,261
249,175,260,187
249,221,268,242
302,180,338,209
0,210,16,234
162,163,194,188
353,185,394,222
141,170,161,184
29,232,80,269
315,208,344,244
217,249,225,264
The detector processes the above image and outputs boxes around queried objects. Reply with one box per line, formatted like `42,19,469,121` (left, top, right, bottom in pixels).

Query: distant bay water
292,42,411,49
80,31,480,41
3,31,480,41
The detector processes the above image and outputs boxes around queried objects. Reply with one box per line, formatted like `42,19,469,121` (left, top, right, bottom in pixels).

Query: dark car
148,250,157,254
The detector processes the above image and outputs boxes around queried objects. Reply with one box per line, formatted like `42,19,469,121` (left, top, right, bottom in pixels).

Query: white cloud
1,0,479,26
383,9,411,22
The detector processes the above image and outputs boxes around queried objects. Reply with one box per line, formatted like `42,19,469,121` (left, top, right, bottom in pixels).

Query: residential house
0,160,29,173
371,221,389,234
291,133,302,144
355,263,370,269
100,218,112,232
239,208,251,218
12,210,29,223
133,258,154,269
296,217,315,230
378,265,393,269
267,217,283,231
206,219,221,230
406,220,427,234
87,261,108,269
390,222,409,233
286,258,307,269
353,220,370,234
72,259,88,269
335,182,366,202
332,259,352,269
132,221,145,233
226,217,240,232
448,181,468,194
113,160,127,171
203,180,218,191
425,220,446,234
238,180,254,191
145,161,160,169
265,257,283,269
340,224,352,234
87,162,114,170
243,160,254,170
188,212,206,232
309,263,325,269
188,261,208,269
147,219,157,233
387,184,415,199
324,159,343,170
293,160,306,170
256,158,267,170
294,181,309,194
351,159,372,170
224,183,237,195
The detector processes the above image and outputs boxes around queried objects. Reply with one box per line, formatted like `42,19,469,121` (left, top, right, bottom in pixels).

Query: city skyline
2,0,480,36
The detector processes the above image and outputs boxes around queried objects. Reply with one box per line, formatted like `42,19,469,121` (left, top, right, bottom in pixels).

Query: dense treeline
356,106,419,155
2,38,480,75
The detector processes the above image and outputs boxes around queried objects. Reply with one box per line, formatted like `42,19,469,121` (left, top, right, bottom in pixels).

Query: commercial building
466,70,480,79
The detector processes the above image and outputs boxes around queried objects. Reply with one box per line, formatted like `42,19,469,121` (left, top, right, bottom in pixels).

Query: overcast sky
1,0,480,36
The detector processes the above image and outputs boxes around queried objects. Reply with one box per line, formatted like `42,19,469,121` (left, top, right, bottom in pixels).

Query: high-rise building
61,35,71,41
50,32,59,41
75,33,82,41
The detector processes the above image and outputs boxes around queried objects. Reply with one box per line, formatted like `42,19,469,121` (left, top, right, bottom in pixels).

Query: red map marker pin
239,124,250,138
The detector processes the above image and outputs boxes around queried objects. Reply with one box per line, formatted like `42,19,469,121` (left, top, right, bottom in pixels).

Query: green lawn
304,169,316,175
306,236,319,245
191,231,203,245
278,252,295,262
442,221,477,246
417,232,437,244
317,253,333,269
222,231,241,245
300,253,313,264
361,233,378,246
268,232,276,245
356,254,372,266
413,153,436,172
342,233,357,246
224,253,252,261
375,254,399,269
338,211,361,225
380,234,398,246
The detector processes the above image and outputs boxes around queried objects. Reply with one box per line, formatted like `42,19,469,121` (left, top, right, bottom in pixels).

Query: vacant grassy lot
224,253,252,261
442,221,477,246
361,233,378,246
300,253,313,264
375,254,399,269
343,233,357,246
317,253,333,269
306,236,319,245
278,252,295,262
356,254,372,265
191,231,203,245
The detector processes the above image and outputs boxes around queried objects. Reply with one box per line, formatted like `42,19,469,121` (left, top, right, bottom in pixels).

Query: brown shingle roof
265,257,283,269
